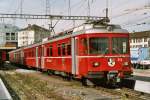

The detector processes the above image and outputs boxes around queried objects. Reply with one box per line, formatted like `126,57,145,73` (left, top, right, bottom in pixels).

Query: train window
30,51,31,57
28,51,30,57
81,38,88,54
47,48,50,56
42,46,44,56
62,43,66,56
67,44,71,55
34,49,36,57
38,48,41,57
112,37,129,54
32,50,34,57
14,53,16,60
57,44,61,56
25,52,26,57
30,51,32,57
27,51,29,57
89,37,109,54
49,46,53,56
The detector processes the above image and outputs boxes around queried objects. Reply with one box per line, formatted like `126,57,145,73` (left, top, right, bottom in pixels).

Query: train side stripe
25,55,130,59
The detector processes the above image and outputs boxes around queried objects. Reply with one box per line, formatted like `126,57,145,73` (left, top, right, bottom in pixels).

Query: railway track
120,88,150,100
94,85,150,100
1,63,150,100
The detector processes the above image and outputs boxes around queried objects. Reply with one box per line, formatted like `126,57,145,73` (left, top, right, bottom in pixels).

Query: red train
0,50,7,65
9,20,133,85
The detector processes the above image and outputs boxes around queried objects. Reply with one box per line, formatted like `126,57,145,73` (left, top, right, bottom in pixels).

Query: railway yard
0,63,150,100
1,1,150,100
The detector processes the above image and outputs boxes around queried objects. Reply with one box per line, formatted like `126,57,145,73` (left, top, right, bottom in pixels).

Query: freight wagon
130,47,150,69
138,47,150,69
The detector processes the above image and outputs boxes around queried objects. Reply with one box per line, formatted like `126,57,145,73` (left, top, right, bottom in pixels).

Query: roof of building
20,24,50,32
130,30,150,38
0,23,19,33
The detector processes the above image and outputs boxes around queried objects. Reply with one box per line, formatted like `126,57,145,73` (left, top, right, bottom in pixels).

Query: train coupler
107,71,121,83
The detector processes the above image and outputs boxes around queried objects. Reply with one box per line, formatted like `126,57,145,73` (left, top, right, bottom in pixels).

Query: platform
0,78,12,100
133,69,150,77
123,69,150,94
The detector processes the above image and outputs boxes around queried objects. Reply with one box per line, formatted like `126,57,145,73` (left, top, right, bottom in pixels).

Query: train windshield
89,37,109,54
112,37,129,54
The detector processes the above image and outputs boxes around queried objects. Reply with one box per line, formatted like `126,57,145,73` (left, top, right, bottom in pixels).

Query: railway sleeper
47,69,73,81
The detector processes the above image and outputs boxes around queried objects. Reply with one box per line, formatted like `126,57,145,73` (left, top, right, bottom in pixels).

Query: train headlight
123,62,129,66
93,62,100,67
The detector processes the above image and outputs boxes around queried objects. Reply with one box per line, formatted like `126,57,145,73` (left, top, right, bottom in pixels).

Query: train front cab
73,33,133,85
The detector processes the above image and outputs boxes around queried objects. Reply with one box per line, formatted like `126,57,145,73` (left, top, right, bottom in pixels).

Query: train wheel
47,70,53,75
66,73,72,81
81,77,94,86
81,77,88,86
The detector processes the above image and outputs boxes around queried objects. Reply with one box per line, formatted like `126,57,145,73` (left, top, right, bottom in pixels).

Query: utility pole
46,0,51,15
87,0,90,17
68,0,71,16
46,0,53,34
106,0,109,18
68,0,75,27
20,0,23,14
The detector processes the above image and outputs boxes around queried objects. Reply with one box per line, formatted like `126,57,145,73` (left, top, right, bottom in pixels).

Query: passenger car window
62,43,66,56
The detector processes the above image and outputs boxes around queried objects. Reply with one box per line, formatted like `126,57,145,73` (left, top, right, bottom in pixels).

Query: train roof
73,20,128,34
11,20,129,50
8,47,23,54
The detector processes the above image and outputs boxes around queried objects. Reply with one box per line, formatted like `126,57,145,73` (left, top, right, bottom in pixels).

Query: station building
129,30,150,68
17,24,50,47
129,30,150,48
0,23,19,61
0,23,50,62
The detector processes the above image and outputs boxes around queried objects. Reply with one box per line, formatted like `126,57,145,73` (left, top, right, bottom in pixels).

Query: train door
71,37,78,75
0,51,2,64
36,47,39,68
41,45,45,69
1,51,6,61
21,50,24,64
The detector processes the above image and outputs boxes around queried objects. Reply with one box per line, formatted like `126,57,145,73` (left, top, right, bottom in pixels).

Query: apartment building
129,31,150,48
18,24,50,47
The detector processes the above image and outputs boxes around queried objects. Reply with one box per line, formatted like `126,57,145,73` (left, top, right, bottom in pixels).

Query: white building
18,30,34,47
18,24,50,47
0,24,19,61
0,33,5,46
0,24,19,47
129,31,150,48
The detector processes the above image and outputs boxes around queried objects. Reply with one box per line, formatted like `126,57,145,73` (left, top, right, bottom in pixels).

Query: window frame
57,44,61,56
67,43,71,55
112,37,129,54
62,43,66,56
49,45,53,56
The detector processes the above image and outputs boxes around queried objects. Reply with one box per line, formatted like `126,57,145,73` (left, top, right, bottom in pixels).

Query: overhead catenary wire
53,0,86,30
1,0,150,33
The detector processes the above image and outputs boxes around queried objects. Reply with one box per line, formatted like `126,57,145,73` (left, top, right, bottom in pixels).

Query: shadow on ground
0,63,21,100
0,74,21,100
0,63,19,71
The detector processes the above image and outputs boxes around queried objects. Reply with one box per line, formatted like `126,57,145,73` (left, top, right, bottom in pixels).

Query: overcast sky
0,0,150,33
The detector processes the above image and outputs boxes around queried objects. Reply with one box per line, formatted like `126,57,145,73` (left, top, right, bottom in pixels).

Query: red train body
9,21,133,85
0,51,7,65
